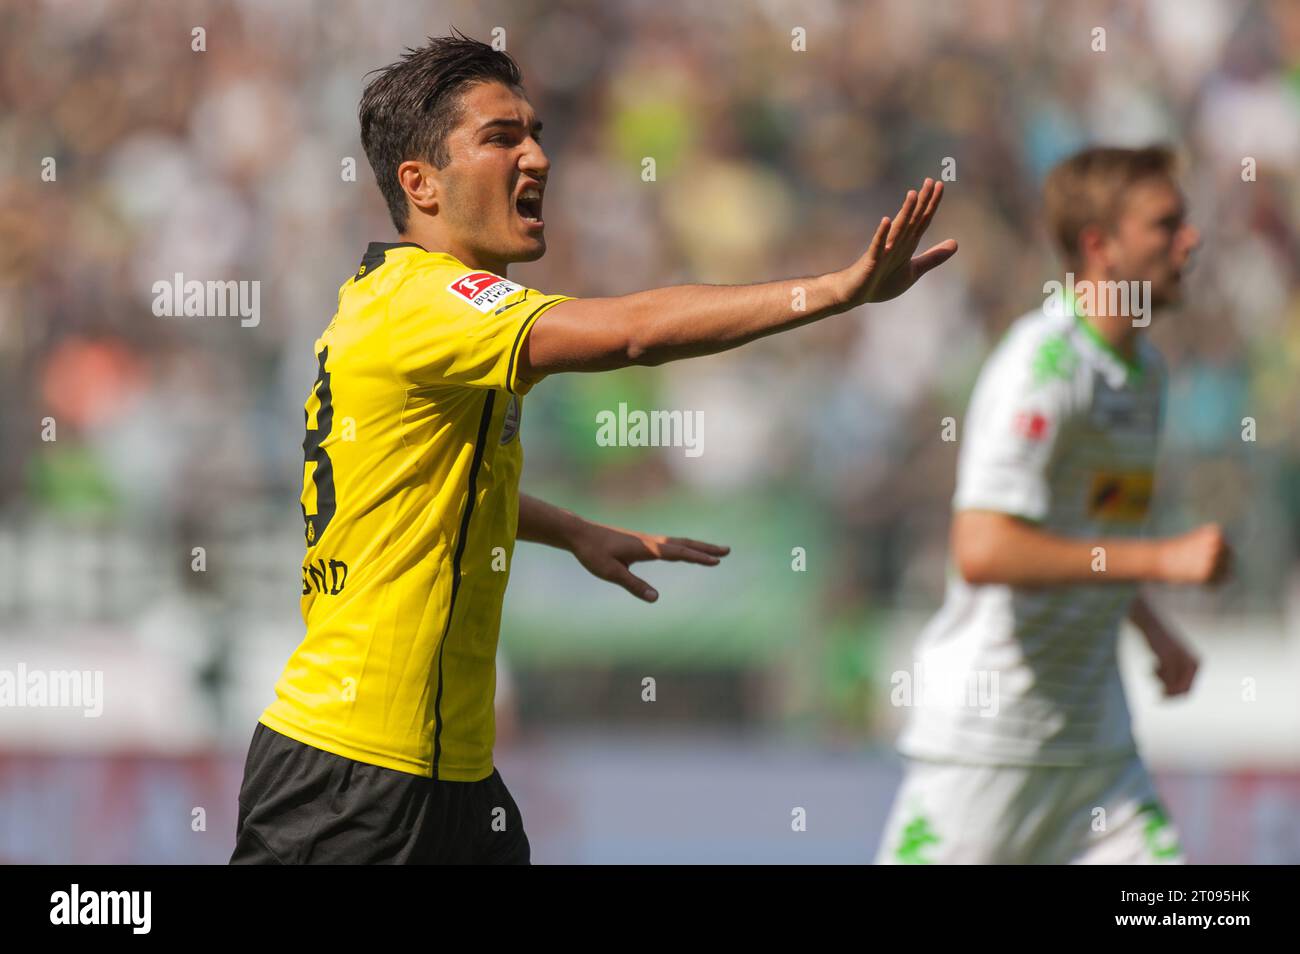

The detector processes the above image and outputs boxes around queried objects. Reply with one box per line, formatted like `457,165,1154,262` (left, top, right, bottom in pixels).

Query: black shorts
229,722,530,865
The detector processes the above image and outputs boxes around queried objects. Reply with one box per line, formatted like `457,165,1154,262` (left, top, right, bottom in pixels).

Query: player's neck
398,225,509,278
1071,270,1141,361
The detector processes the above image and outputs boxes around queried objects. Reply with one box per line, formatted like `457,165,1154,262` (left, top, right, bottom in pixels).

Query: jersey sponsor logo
448,271,522,313
1088,471,1154,522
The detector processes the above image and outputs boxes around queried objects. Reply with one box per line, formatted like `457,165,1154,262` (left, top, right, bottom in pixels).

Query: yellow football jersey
259,242,571,780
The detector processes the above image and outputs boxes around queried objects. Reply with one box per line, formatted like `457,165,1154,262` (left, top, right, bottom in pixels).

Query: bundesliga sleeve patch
447,272,522,313
1012,410,1052,441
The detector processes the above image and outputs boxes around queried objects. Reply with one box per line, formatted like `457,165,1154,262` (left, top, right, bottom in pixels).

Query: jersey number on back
301,346,336,544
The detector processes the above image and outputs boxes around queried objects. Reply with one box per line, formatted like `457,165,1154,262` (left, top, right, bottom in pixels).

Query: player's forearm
619,271,849,365
530,272,849,373
1128,593,1168,645
954,511,1161,586
1129,592,1156,632
516,493,584,552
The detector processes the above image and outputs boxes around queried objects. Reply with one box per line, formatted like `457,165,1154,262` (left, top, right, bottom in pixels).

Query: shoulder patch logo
1031,333,1077,386
448,271,522,313
1013,410,1052,442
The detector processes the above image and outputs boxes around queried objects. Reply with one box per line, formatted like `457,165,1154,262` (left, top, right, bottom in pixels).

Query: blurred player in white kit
877,145,1231,864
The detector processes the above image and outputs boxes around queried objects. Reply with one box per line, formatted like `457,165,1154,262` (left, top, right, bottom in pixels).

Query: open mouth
515,186,543,227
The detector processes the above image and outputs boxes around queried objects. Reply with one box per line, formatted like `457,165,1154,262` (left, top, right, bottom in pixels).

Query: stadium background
1,0,1298,863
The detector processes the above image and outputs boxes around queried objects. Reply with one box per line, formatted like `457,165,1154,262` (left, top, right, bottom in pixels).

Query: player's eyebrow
1157,206,1185,228
477,117,543,136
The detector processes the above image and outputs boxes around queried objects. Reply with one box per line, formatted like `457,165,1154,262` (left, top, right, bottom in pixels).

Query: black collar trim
356,241,426,281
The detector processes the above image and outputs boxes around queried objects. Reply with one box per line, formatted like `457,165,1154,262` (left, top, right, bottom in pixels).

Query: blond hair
1044,146,1177,268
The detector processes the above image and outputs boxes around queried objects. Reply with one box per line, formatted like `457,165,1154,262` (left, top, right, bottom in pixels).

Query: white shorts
875,755,1185,864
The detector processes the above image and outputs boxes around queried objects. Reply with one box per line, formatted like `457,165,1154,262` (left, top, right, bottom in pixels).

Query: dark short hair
359,30,523,232
1043,145,1178,268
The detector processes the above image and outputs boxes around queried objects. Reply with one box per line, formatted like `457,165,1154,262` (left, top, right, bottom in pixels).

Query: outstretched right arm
517,179,956,385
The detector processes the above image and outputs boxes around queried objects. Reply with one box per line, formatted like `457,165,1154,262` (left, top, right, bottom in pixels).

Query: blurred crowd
1,0,1298,729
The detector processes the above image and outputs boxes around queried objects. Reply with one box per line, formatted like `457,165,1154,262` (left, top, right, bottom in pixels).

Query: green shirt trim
1062,289,1144,384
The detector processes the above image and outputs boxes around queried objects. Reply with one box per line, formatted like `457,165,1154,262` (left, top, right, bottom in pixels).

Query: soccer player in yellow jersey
231,32,957,864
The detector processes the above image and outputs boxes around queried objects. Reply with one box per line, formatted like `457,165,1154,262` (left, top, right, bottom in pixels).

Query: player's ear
397,159,438,217
1076,223,1112,272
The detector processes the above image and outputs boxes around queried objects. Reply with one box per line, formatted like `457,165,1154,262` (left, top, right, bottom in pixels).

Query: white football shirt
898,298,1166,766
